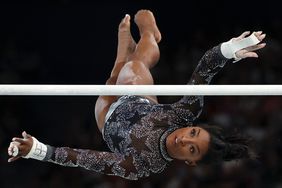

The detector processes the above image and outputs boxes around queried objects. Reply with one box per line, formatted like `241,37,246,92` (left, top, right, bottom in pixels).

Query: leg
110,14,136,79
95,15,136,131
129,10,161,68
116,10,161,101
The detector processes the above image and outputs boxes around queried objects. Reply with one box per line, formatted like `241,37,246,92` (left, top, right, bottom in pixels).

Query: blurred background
0,1,282,188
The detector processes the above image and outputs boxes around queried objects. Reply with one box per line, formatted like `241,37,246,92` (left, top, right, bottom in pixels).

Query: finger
8,146,18,157
8,147,16,156
8,145,14,156
242,52,258,58
254,31,263,37
257,34,266,41
244,43,266,52
8,142,21,156
12,145,19,156
12,137,26,144
253,32,266,41
22,131,31,139
235,50,258,58
8,156,21,163
238,31,251,40
9,141,20,148
8,141,20,149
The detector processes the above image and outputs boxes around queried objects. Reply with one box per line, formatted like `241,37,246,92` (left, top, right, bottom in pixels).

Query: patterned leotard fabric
44,45,230,180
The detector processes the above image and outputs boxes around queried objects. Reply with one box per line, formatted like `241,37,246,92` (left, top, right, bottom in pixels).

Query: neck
159,127,178,162
165,132,176,159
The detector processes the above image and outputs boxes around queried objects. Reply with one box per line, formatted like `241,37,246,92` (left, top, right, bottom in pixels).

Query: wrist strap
23,137,47,161
221,33,260,62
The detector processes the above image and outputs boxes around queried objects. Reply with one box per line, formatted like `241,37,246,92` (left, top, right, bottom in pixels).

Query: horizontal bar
0,85,282,96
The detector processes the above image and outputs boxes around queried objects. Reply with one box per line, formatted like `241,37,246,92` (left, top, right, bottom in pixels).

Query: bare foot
134,10,162,43
116,14,136,62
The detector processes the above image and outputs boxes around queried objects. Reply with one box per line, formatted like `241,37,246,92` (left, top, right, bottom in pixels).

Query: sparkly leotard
44,45,230,180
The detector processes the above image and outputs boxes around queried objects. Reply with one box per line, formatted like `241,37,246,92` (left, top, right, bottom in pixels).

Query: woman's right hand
220,31,266,61
8,131,33,162
234,31,266,59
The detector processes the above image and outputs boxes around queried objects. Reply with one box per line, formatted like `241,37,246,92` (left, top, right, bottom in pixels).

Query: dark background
1,1,282,188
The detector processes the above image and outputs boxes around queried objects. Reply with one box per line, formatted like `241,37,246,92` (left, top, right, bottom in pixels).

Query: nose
179,136,195,146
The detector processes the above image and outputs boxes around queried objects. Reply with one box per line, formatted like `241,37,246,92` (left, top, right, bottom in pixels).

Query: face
166,126,210,165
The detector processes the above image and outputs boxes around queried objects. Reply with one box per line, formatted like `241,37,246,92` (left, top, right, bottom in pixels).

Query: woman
8,10,266,180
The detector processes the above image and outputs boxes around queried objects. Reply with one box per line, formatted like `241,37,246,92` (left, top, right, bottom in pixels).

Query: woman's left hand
7,131,33,162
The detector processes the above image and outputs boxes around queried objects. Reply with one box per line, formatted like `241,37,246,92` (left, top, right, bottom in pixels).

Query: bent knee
123,61,145,70
116,61,153,85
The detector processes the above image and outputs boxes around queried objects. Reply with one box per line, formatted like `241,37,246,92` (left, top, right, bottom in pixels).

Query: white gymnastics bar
0,85,282,96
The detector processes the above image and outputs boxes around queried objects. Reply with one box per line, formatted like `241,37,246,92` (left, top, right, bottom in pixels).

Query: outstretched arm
8,131,144,180
171,31,266,124
189,31,266,85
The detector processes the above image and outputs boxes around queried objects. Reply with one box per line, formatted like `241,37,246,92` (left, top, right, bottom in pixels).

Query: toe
119,15,130,30
125,14,130,22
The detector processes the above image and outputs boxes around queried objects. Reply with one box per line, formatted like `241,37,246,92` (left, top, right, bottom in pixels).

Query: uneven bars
0,85,282,96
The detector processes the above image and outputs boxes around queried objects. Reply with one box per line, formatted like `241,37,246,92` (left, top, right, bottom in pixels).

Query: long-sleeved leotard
44,45,230,180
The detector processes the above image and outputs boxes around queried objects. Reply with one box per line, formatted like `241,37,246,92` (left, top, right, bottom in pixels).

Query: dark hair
198,124,257,164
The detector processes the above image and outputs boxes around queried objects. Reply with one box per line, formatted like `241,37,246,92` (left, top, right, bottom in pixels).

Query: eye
189,145,195,154
190,128,196,137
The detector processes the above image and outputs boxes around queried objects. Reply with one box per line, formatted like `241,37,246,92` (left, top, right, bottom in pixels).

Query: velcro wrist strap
221,33,260,61
23,137,47,161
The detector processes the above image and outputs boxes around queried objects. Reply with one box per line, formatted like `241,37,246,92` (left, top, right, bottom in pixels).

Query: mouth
175,137,178,145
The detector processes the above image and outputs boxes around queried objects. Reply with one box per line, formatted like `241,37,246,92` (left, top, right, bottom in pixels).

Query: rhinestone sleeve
45,147,145,180
171,45,230,123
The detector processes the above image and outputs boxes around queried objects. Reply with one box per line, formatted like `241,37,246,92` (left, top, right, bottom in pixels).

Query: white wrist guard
23,137,47,161
220,33,260,62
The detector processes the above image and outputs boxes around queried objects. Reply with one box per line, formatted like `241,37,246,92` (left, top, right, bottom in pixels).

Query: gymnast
8,10,266,180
